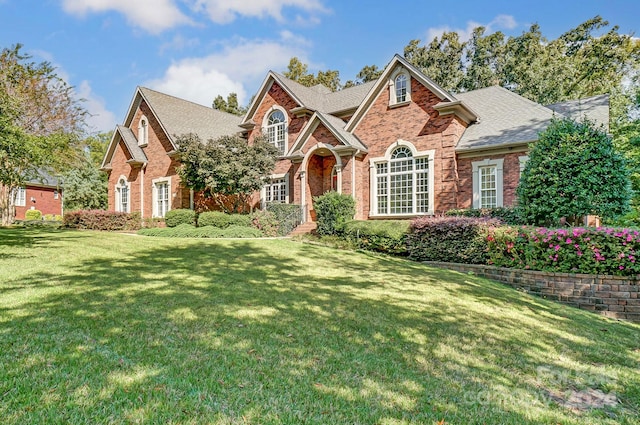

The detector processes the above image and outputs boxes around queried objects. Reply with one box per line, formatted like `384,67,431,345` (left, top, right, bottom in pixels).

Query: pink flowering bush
487,226,640,276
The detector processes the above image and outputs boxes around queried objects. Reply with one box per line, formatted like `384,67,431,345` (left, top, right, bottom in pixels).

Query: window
13,187,26,207
371,143,434,216
116,178,130,212
153,178,171,217
54,190,59,200
390,69,411,106
265,109,286,155
395,74,407,103
472,158,504,209
138,115,148,146
264,177,287,203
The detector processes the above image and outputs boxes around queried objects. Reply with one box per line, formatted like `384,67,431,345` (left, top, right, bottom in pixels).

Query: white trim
115,175,130,213
152,177,171,218
472,158,504,208
140,164,145,218
519,155,529,174
389,68,411,106
261,173,289,207
137,115,149,147
13,187,26,207
262,105,288,155
369,140,435,216
351,153,356,200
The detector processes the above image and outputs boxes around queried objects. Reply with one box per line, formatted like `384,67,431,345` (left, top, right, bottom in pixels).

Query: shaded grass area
0,228,639,424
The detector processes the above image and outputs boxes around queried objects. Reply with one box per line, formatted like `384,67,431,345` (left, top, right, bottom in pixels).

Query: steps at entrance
288,221,317,236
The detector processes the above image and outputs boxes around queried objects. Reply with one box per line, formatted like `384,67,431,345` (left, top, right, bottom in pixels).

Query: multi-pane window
156,181,169,217
265,177,287,203
266,110,286,155
117,178,129,213
375,146,430,215
13,187,26,207
479,166,497,208
395,74,408,103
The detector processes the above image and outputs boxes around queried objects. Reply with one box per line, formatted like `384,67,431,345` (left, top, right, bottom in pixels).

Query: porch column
335,164,342,194
299,170,306,223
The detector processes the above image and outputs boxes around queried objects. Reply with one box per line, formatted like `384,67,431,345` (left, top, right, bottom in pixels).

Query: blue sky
1,0,638,134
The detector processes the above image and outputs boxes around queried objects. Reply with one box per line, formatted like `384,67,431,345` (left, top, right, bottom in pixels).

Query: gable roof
101,125,148,169
289,112,368,156
25,169,63,188
101,87,242,170
546,94,609,130
454,86,559,153
345,55,475,132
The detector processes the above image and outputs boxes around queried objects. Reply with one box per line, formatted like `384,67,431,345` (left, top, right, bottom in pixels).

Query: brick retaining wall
424,262,640,323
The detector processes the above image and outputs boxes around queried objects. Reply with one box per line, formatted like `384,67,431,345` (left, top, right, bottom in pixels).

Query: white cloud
76,81,118,132
426,14,518,42
159,34,200,55
145,34,310,107
190,0,328,24
61,0,192,33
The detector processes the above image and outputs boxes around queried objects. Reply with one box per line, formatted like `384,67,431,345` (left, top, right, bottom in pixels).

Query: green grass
1,228,639,424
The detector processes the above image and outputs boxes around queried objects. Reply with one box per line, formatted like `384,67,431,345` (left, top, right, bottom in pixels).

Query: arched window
372,143,433,216
266,109,286,155
138,116,148,146
395,74,408,103
116,178,130,212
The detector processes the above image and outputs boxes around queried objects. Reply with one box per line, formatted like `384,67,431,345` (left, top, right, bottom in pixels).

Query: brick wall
424,261,640,323
15,186,62,219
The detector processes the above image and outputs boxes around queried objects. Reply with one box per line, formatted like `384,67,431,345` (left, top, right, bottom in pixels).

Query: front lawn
1,228,639,424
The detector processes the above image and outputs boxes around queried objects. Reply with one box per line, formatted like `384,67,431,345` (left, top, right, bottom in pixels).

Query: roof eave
434,100,479,124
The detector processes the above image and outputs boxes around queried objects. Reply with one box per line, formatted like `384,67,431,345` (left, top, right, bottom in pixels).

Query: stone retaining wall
424,262,640,323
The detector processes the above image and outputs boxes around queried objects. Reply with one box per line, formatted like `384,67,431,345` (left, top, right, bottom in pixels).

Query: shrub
25,209,42,221
266,203,302,236
313,192,356,236
138,224,262,238
445,207,524,225
342,220,410,255
164,209,196,227
250,210,279,237
63,210,141,231
487,226,640,276
42,214,62,222
407,216,501,264
197,211,251,228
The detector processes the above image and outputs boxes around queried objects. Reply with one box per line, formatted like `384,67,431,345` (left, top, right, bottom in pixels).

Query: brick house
102,55,608,222
12,170,63,220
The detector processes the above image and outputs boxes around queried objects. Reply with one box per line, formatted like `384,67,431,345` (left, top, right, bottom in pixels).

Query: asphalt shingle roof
117,125,148,163
455,86,558,152
139,87,242,144
546,94,609,130
317,112,368,151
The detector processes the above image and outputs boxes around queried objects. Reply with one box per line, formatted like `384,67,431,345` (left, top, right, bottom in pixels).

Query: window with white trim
13,187,26,207
138,115,148,146
54,190,59,200
265,109,286,155
264,176,288,204
472,158,504,209
116,178,130,212
153,178,171,217
390,69,411,106
372,143,434,216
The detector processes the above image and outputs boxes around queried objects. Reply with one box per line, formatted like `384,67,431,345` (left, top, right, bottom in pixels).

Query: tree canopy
176,134,279,213
517,118,631,226
212,93,246,116
0,44,87,224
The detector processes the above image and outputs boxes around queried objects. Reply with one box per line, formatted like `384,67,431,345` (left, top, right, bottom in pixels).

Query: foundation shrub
25,209,42,221
342,220,410,255
407,216,500,264
314,192,356,236
164,209,196,227
197,211,251,228
63,210,141,231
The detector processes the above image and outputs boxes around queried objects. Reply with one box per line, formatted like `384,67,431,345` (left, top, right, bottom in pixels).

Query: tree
176,133,279,213
0,44,87,225
462,27,504,91
283,57,342,91
212,92,246,116
404,32,465,92
517,118,631,226
343,65,383,88
62,131,111,211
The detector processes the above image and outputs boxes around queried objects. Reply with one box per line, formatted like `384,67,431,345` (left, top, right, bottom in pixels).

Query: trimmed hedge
407,216,501,264
250,210,279,237
164,209,195,227
314,192,356,235
487,226,640,276
138,224,263,238
64,210,141,231
197,211,252,228
445,207,524,225
25,209,42,221
342,220,410,255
